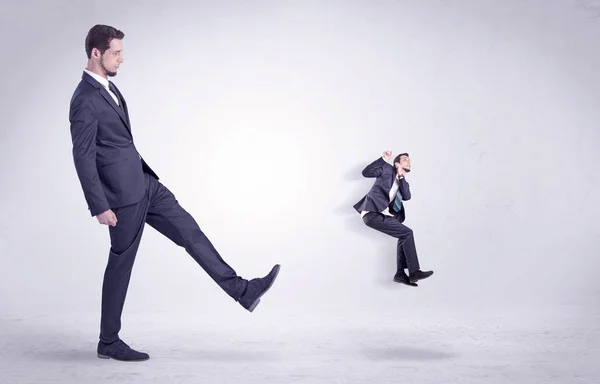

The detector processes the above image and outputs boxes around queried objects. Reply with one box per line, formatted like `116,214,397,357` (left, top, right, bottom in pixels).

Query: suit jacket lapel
118,91,131,127
81,72,131,132
104,83,131,132
387,169,396,190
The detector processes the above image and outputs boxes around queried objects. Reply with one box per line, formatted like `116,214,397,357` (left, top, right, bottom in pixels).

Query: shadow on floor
361,345,457,361
29,348,100,362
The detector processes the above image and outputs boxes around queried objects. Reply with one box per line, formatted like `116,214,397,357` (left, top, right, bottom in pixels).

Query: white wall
1,0,599,323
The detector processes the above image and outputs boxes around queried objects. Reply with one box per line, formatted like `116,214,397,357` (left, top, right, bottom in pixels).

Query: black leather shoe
393,271,418,287
239,264,281,312
409,270,434,283
97,339,149,362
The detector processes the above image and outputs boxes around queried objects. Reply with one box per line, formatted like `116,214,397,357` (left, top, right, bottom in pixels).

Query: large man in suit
69,24,280,362
354,151,433,287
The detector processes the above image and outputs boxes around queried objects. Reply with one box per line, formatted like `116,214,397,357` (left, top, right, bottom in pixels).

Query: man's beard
402,167,411,173
101,59,117,77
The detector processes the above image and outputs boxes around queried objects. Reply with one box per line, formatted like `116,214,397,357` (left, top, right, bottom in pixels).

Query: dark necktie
108,83,123,109
391,178,403,213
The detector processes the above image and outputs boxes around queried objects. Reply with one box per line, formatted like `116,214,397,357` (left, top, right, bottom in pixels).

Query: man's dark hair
85,24,124,58
393,153,409,164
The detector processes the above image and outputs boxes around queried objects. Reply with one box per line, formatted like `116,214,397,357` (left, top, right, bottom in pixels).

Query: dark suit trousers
100,172,247,344
362,212,420,273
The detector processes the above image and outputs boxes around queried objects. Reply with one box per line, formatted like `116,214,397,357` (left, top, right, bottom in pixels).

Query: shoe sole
409,272,434,284
247,264,281,312
393,277,418,287
97,353,149,361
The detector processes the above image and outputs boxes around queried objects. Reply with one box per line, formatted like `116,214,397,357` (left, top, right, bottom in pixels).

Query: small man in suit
69,24,280,362
354,151,433,287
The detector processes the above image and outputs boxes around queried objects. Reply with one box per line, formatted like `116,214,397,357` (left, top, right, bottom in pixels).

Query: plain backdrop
1,0,599,331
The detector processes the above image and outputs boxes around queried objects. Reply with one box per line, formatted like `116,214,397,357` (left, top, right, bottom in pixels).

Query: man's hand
96,209,118,227
383,150,392,161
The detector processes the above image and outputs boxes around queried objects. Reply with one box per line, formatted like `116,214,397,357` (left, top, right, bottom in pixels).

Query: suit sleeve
69,95,110,216
361,157,389,178
399,177,411,200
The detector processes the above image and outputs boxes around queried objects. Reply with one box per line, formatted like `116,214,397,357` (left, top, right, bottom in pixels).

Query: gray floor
1,304,598,384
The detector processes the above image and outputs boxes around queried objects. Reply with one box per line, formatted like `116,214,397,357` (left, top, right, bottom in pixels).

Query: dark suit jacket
69,71,158,216
353,157,411,223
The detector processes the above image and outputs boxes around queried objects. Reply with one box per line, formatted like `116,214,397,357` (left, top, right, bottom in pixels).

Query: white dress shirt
84,69,119,106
